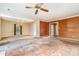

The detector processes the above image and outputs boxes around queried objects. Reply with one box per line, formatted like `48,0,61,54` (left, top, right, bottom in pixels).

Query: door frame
14,24,22,36
49,22,59,37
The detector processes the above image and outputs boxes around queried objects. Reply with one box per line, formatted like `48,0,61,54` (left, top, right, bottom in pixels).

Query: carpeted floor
5,37,79,56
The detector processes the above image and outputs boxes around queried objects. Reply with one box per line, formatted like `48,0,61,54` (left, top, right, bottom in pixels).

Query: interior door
14,24,22,36
50,25,54,36
50,22,59,37
14,24,16,35
20,25,22,35
16,26,20,36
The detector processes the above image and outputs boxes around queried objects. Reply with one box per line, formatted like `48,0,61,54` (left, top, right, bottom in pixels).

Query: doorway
14,24,22,36
50,22,59,37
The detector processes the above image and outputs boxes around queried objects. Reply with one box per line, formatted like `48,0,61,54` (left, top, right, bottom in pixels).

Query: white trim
40,15,79,22
49,23,51,36
49,15,79,22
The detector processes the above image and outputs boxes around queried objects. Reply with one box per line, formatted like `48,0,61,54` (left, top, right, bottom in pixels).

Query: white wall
33,20,40,37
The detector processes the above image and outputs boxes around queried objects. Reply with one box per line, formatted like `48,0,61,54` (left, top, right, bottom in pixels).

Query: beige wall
1,18,34,38
0,17,1,40
22,23,33,36
1,19,15,38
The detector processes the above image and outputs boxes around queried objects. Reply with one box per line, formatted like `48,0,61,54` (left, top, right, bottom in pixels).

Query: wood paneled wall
59,16,79,38
0,17,1,40
40,21,49,36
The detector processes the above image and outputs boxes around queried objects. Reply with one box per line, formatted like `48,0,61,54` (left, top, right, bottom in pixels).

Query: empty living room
0,2,79,56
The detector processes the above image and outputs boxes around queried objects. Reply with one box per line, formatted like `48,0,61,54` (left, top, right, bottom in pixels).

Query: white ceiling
0,3,79,22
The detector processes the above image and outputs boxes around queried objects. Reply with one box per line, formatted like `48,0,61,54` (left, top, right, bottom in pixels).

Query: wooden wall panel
40,21,49,36
59,16,79,38
0,17,1,40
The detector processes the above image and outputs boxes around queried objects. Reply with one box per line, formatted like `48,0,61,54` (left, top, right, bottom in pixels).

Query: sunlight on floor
2,36,79,56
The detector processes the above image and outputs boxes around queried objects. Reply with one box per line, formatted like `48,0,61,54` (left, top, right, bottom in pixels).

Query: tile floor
4,36,79,56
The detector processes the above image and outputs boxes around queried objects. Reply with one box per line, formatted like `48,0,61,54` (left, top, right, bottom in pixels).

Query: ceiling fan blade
25,6,33,8
40,8,49,12
40,3,43,5
35,9,38,14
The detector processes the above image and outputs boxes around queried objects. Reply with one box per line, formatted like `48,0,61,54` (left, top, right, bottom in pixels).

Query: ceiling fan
25,3,49,15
